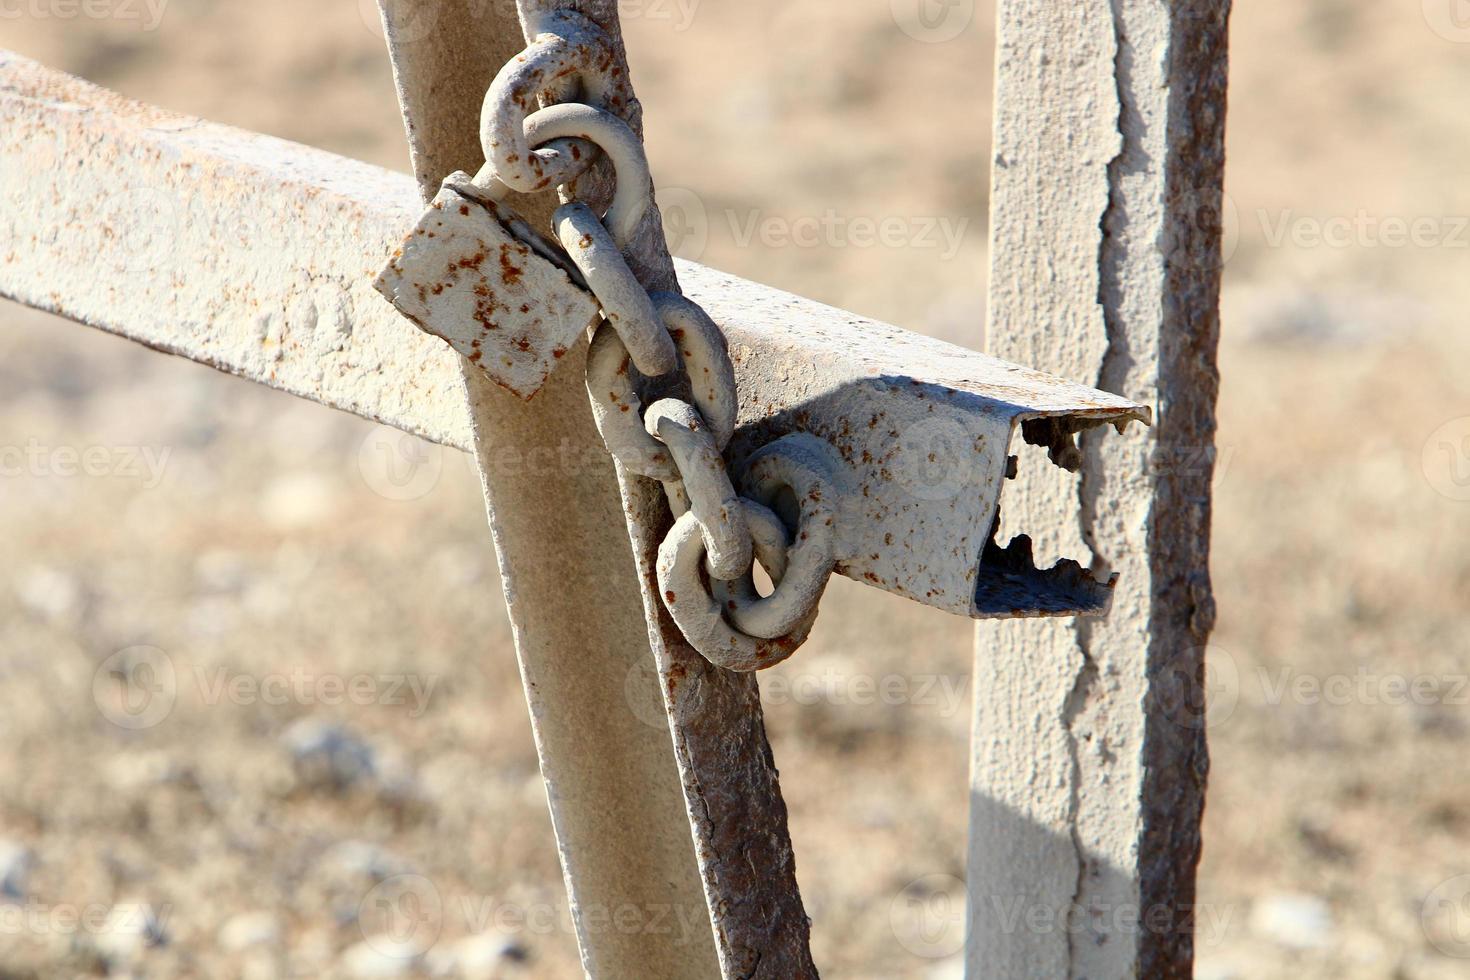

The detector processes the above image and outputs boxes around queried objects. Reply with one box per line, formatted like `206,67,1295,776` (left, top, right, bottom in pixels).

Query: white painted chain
475,8,837,672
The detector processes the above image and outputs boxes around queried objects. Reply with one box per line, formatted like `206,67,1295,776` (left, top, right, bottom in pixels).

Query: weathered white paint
0,2,1218,968
371,2,726,976
0,49,470,449
0,50,1147,626
970,1,1228,977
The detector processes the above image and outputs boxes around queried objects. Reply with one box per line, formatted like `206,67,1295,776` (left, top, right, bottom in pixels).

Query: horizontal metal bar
0,50,1148,621
0,50,473,451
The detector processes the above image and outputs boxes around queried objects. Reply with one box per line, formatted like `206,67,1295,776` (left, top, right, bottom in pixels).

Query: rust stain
498,243,524,285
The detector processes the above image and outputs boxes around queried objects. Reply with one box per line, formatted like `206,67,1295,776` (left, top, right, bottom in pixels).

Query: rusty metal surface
0,50,1148,627
0,49,470,451
492,2,821,975
0,39,1163,979
682,265,1150,619
373,174,601,399
371,2,727,976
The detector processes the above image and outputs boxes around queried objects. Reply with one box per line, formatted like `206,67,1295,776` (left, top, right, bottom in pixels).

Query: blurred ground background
2,1,1470,977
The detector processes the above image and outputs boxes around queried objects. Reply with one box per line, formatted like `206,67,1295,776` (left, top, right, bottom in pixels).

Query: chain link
477,9,837,672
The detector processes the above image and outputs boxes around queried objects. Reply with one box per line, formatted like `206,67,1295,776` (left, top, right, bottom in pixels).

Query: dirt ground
2,1,1469,978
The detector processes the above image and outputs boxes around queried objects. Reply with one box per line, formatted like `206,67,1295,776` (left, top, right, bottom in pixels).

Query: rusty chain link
474,7,836,672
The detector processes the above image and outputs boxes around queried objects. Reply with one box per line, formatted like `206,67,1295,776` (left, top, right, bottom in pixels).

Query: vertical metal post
374,3,720,976
969,1,1230,977
374,2,816,976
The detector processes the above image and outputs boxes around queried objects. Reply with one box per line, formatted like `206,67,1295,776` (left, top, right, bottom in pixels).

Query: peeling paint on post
969,1,1229,977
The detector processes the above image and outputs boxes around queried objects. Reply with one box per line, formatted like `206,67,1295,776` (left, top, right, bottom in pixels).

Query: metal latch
373,173,601,399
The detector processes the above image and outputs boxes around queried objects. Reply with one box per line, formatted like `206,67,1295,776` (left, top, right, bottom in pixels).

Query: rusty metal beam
0,49,469,449
0,51,1146,624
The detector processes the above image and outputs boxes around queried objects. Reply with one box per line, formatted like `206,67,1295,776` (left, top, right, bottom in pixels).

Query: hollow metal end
971,533,1117,619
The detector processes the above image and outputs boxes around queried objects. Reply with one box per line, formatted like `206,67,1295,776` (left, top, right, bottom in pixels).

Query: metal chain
475,8,837,672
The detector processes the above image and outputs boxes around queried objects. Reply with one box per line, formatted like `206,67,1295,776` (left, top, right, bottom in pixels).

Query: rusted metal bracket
374,174,601,399
377,195,1151,624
